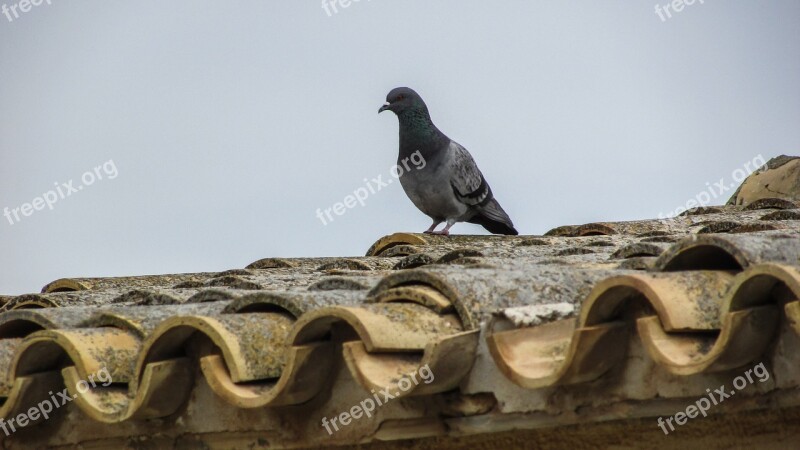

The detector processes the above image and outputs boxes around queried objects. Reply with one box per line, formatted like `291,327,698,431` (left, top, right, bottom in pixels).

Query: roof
1,159,800,449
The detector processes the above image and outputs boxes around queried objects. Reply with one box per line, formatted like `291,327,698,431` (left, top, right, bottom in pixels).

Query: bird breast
398,157,469,220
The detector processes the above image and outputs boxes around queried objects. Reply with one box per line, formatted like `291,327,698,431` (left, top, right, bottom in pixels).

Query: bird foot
428,230,450,236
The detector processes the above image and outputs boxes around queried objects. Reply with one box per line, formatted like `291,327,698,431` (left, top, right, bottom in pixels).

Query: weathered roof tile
1,200,799,448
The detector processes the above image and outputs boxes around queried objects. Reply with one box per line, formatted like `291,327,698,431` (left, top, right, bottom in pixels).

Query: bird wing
449,141,517,234
448,141,493,207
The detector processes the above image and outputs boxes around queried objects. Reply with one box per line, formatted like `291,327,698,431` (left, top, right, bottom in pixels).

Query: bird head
378,87,425,114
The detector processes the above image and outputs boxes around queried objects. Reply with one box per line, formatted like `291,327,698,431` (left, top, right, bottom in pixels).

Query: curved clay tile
247,257,396,272
0,308,95,402
0,308,92,337
554,247,596,256
2,294,59,310
0,308,309,422
641,263,800,376
290,303,472,397
111,288,197,306
199,343,333,408
342,330,479,398
545,219,693,237
222,290,363,316
730,223,779,233
487,264,800,388
610,242,670,259
41,273,217,294
655,233,800,271
371,285,453,314
365,233,536,257
393,253,437,270
743,197,799,211
86,302,230,337
616,256,657,270
365,233,428,256
307,277,373,291
369,265,619,330
380,244,423,257
316,259,373,271
696,221,740,234
487,317,628,388
487,271,733,388
245,257,298,269
204,275,262,290
679,206,724,216
1,327,141,421
40,278,91,293
134,312,299,415
2,290,134,310
760,210,800,221
437,249,485,264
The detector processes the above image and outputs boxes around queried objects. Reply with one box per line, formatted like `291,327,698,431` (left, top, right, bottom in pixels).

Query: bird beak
378,102,391,113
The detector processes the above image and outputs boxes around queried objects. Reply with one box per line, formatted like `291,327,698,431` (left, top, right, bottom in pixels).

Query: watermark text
657,362,770,434
316,151,425,226
321,364,434,435
4,159,119,226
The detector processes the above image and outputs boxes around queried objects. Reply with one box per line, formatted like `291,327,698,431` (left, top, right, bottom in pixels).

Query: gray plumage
379,87,518,236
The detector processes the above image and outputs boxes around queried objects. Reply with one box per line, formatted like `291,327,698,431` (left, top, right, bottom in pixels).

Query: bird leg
423,221,442,234
429,221,454,236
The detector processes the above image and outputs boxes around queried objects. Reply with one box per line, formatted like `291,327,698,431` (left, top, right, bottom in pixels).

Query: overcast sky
1,1,798,295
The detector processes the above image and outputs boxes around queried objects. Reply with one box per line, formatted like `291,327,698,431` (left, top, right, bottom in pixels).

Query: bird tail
468,198,518,235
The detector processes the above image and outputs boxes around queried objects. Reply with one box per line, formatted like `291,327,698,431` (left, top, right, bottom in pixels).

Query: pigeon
379,87,518,236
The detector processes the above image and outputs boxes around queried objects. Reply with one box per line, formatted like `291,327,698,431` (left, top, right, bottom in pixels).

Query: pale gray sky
1,1,798,295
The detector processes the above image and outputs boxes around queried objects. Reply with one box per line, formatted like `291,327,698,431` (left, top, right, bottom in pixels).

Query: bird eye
396,95,404,101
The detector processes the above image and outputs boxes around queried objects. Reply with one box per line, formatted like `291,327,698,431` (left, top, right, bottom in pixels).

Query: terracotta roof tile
1,197,799,447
